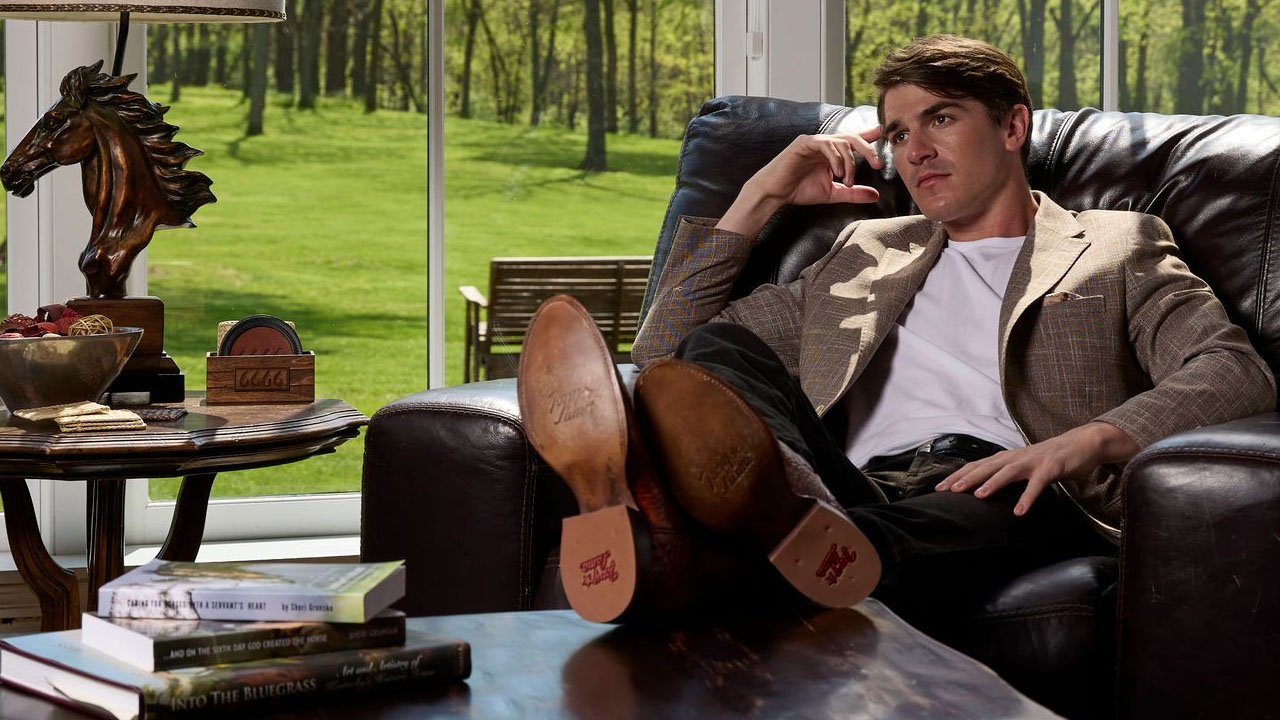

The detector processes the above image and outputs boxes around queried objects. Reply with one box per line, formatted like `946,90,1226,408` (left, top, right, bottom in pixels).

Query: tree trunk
582,0,607,171
350,0,369,97
242,25,251,98
386,8,424,112
183,26,198,85
326,0,350,95
364,0,385,112
1233,0,1260,112
1055,0,1077,108
299,0,323,109
626,0,638,133
213,27,229,86
275,0,297,95
530,0,562,126
647,0,658,138
1017,0,1047,108
195,25,211,86
1135,29,1149,109
170,25,182,102
529,0,542,125
248,24,270,136
603,0,618,133
460,0,482,118
1175,0,1206,113
152,26,169,83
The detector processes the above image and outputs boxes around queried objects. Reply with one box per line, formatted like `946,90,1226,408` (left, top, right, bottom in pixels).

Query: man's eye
891,132,908,145
933,115,951,126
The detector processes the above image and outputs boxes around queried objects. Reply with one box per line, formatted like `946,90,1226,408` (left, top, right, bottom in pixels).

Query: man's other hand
717,129,884,238
933,422,1140,515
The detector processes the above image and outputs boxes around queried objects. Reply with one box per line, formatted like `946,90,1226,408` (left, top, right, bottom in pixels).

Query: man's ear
1005,104,1031,154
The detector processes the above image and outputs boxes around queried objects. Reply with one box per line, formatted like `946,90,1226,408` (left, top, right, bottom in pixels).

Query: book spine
98,587,366,623
145,641,471,718
151,617,406,671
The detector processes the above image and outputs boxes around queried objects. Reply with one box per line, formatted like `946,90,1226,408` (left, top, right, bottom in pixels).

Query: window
443,0,715,385
845,0,1100,110
1119,0,1279,113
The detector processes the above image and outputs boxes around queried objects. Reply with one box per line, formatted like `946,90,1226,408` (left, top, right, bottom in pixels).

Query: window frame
8,0,1122,555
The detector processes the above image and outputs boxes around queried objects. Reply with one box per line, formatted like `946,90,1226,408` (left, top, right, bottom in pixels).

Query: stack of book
0,559,470,719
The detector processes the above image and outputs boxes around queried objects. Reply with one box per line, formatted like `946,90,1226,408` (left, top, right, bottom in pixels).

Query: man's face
881,84,1025,229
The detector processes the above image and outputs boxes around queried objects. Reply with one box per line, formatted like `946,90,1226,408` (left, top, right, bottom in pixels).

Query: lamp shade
0,0,283,22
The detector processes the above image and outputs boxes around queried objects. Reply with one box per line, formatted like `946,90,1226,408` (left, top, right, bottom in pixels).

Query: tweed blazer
633,192,1277,534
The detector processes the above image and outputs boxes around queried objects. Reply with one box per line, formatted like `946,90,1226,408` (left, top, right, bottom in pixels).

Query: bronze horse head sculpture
0,61,216,298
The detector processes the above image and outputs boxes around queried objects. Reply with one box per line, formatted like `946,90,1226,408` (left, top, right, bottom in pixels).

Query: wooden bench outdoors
459,256,653,382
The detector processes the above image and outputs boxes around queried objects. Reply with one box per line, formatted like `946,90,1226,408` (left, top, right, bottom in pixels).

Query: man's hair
873,35,1033,166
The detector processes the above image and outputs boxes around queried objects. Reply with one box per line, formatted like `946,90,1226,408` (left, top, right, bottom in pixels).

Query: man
517,35,1275,626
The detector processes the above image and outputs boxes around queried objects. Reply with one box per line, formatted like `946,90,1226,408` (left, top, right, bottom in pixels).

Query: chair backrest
486,256,653,353
646,97,1280,383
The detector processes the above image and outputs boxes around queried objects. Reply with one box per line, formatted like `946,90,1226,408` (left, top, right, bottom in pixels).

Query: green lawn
140,86,679,499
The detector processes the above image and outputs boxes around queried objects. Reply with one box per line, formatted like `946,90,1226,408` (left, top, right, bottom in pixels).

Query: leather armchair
362,97,1280,719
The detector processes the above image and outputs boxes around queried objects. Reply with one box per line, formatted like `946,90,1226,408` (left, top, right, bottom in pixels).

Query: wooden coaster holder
205,352,315,405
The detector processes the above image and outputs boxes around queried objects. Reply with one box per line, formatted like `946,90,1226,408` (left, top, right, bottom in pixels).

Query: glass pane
1,19,7,313
844,0,1100,111
146,9,428,500
444,0,715,385
1121,0,1279,113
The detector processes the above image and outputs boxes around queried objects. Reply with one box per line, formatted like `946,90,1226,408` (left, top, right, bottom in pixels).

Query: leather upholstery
363,97,1280,719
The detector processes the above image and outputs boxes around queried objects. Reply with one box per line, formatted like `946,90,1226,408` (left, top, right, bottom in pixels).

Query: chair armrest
1118,412,1280,718
458,285,488,307
360,379,573,616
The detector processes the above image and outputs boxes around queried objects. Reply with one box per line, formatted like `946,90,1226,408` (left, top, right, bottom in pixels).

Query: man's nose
905,134,936,165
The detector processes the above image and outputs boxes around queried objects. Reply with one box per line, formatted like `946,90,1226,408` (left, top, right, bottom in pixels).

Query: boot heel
560,505,642,623
768,502,881,608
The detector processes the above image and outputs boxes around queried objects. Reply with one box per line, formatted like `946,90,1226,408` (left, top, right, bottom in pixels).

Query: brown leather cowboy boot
634,357,881,609
517,295,695,623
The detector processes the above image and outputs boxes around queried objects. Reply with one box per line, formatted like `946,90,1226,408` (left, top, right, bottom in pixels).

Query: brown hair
873,35,1033,166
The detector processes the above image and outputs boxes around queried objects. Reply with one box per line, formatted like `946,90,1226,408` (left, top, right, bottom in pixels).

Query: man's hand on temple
717,129,885,238
934,422,1140,516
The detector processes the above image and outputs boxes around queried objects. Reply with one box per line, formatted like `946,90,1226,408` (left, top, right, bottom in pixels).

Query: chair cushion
958,556,1119,720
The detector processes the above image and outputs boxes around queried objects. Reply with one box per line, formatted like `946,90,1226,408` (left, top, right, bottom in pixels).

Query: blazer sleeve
1094,214,1277,447
633,215,851,374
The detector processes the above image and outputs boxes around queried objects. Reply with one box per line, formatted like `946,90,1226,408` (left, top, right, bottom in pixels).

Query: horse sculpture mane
0,61,216,298
63,61,217,225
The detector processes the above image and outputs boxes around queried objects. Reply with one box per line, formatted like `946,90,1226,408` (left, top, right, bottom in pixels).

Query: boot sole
637,358,879,608
517,295,639,622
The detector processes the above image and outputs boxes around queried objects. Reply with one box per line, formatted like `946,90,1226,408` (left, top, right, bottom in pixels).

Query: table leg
0,479,80,631
158,473,217,562
86,478,126,614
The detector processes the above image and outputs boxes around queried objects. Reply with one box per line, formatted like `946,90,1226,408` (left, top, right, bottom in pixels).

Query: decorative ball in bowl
0,327,144,412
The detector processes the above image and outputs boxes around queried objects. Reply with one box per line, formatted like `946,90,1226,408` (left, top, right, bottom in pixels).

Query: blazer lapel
999,192,1091,363
807,221,945,410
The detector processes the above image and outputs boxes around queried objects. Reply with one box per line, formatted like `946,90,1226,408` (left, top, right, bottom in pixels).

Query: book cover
97,560,405,623
81,609,407,672
0,625,469,720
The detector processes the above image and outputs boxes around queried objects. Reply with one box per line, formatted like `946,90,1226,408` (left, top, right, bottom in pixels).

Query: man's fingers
972,462,1024,498
832,132,884,169
828,183,880,204
1014,478,1050,516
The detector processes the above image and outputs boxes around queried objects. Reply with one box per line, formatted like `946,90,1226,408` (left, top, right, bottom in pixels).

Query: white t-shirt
843,235,1028,468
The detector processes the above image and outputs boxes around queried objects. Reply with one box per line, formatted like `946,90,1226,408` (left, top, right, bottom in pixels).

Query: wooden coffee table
0,600,1059,719
0,394,367,631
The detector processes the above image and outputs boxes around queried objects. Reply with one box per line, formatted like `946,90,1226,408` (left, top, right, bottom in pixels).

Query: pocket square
1043,291,1093,304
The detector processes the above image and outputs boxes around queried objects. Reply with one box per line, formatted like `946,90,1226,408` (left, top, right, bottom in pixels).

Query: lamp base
66,296,185,402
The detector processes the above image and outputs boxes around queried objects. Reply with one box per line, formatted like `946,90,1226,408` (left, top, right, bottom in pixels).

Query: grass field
134,86,680,499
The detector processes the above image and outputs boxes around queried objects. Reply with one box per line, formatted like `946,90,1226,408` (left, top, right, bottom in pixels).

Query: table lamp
0,0,284,402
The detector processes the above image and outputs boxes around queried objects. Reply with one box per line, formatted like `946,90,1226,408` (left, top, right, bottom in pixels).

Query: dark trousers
674,322,1115,635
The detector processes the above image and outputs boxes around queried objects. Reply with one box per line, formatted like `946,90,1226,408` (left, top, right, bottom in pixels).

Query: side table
0,393,367,631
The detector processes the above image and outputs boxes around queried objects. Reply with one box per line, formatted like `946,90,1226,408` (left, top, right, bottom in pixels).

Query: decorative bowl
0,328,144,412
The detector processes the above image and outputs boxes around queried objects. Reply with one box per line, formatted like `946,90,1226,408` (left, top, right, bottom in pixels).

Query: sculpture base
66,296,185,402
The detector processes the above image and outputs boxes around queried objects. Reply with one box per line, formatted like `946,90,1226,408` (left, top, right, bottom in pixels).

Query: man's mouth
916,171,947,189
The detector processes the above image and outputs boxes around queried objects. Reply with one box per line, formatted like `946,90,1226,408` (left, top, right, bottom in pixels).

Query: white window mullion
717,0,841,103
1100,0,1120,110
